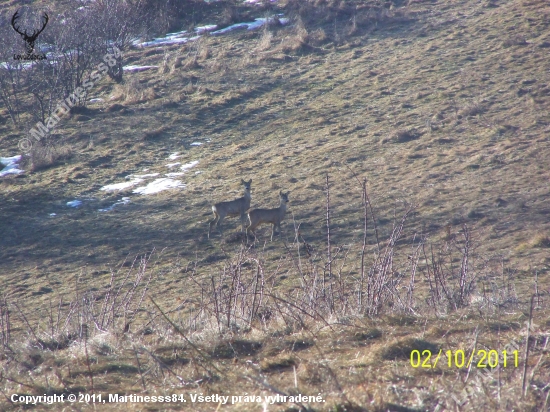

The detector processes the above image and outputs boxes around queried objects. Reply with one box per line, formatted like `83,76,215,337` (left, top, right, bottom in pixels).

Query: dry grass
25,142,73,172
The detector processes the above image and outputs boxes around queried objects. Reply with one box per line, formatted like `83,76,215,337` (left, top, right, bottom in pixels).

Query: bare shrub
422,225,484,312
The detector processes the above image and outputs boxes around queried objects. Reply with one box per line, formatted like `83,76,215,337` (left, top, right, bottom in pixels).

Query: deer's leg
247,222,257,244
216,215,225,235
208,212,219,239
240,213,246,232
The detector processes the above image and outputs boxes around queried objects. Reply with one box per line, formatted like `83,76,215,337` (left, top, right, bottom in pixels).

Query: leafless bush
4,253,153,355
422,225,484,312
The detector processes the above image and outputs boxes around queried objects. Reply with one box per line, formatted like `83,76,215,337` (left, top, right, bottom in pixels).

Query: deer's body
247,191,289,241
208,179,252,239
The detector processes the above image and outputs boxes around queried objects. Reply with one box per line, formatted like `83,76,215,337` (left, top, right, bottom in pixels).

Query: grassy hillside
1,0,549,410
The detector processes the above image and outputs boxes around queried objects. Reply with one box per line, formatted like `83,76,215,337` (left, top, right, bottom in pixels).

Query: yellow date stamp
410,349,519,369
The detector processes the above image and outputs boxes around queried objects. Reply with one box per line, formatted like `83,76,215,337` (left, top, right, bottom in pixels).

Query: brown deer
208,179,252,239
247,191,289,241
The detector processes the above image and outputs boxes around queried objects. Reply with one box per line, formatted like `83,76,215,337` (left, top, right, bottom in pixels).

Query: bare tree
87,0,152,83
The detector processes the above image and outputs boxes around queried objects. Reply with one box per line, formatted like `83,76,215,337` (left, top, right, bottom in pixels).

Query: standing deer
247,191,289,241
208,179,252,239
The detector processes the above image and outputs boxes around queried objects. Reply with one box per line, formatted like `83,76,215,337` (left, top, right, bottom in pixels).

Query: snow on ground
100,178,144,192
67,200,82,208
195,25,218,34
131,173,160,178
123,65,159,72
180,160,199,171
168,152,181,160
166,162,181,168
190,142,203,146
211,16,289,35
89,98,104,103
98,197,130,212
133,10,287,48
0,155,24,177
133,178,185,195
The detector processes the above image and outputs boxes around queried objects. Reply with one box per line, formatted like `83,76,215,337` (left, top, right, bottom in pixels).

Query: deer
246,191,289,241
208,179,252,239
11,10,49,55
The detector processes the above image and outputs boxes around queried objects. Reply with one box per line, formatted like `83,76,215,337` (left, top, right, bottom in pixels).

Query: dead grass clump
106,103,126,112
221,5,240,27
279,20,310,53
182,82,197,95
27,143,72,172
459,102,485,117
384,128,421,143
257,29,273,51
529,233,550,248
353,328,382,342
211,340,262,359
183,56,200,70
260,355,296,373
502,35,528,47
112,78,156,104
170,55,184,72
309,28,328,46
380,338,439,361
297,361,325,384
285,338,313,351
384,315,417,327
142,127,168,141
158,52,171,74
199,45,211,61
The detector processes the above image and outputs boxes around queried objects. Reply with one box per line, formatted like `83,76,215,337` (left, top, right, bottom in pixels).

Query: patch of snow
195,25,218,34
165,30,188,38
89,98,104,103
123,65,159,72
165,172,185,177
100,178,143,192
67,200,82,208
190,142,203,146
168,152,181,160
0,155,24,177
195,171,202,174
211,16,288,35
0,61,34,70
133,178,185,195
49,213,57,217
98,197,130,212
181,160,199,171
131,173,159,178
166,162,181,168
135,35,199,48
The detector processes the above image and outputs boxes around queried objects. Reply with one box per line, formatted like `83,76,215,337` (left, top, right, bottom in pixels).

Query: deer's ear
248,179,252,184
279,190,283,196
